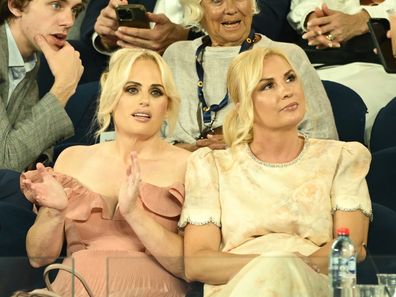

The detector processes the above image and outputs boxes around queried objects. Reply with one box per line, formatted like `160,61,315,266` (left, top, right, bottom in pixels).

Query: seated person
287,0,396,144
162,0,338,151
179,47,371,296
0,0,84,171
17,48,190,297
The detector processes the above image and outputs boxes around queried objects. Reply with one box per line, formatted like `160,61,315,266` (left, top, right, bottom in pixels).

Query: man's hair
0,0,31,24
0,0,86,25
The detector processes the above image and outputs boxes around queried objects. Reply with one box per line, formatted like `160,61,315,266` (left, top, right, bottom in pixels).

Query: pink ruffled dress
21,170,187,297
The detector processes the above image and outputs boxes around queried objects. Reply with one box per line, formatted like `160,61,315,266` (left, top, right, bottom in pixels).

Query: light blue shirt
5,21,37,105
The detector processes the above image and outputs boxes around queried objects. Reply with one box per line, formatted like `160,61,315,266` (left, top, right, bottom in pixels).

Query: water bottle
329,227,357,297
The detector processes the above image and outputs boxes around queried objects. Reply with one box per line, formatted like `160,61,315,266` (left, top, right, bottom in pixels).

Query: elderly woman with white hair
162,0,338,151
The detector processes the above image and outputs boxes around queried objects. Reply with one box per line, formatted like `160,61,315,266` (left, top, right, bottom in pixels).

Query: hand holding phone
114,9,189,53
115,4,150,29
368,18,396,73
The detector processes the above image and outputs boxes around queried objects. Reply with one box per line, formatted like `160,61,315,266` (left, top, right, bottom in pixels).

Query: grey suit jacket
0,24,74,172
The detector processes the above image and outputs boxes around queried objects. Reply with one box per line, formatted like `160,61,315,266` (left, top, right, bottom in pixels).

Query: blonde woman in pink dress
20,48,190,297
179,47,372,297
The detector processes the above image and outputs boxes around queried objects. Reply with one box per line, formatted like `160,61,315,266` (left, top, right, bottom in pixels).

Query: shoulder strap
44,263,94,297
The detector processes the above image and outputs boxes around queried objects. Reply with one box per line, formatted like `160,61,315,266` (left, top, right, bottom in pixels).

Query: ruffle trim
21,169,185,221
331,206,373,222
178,216,222,229
139,183,184,218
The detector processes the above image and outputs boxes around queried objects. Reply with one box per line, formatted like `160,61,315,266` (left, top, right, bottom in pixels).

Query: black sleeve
79,0,108,44
253,0,298,42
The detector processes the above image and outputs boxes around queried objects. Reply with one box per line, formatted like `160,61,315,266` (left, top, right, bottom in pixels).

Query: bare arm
26,207,65,267
123,208,185,278
118,152,185,278
184,223,258,284
306,210,369,274
24,164,68,267
307,142,372,274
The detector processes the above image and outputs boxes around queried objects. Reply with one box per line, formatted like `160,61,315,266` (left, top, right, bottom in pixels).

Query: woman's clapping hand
118,152,141,216
22,163,69,211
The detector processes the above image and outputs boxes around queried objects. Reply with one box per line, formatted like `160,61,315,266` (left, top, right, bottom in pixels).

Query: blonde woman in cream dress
179,47,372,297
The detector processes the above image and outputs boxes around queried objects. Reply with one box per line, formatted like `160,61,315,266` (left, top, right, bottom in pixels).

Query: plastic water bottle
329,227,357,297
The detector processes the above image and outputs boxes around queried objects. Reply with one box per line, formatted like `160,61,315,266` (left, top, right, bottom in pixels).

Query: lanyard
195,29,257,128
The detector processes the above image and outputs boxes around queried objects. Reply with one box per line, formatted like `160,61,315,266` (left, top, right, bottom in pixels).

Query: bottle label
329,256,356,286
347,257,356,274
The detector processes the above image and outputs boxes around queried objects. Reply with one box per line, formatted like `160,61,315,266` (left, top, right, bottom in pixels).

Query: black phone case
116,4,150,29
368,18,396,73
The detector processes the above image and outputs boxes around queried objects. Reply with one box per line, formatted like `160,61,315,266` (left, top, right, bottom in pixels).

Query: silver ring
326,33,335,41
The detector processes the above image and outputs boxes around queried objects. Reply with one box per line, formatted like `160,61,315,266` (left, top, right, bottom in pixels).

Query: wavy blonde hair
223,47,296,149
95,48,180,138
181,0,259,30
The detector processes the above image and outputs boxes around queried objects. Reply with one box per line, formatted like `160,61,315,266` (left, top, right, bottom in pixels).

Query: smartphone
115,4,150,29
368,18,396,73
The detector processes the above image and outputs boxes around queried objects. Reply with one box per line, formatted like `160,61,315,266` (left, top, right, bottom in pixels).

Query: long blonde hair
223,47,296,149
95,48,181,137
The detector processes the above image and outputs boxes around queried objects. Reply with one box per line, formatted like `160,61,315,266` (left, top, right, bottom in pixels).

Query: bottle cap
336,227,350,236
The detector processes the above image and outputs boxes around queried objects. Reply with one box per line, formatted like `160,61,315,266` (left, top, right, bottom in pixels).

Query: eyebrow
62,0,85,9
259,69,294,82
124,81,165,88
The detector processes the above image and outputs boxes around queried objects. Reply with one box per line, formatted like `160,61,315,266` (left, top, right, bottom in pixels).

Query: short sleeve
331,142,372,219
178,147,221,229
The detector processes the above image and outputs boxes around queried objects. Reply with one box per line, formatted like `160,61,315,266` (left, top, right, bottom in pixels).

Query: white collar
5,21,37,72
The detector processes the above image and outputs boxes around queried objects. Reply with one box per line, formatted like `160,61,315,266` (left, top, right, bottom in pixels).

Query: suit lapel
7,64,38,123
0,24,40,124
0,25,9,108
129,0,156,12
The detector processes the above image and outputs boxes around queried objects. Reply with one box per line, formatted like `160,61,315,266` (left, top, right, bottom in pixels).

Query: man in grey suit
0,1,85,293
0,0,85,172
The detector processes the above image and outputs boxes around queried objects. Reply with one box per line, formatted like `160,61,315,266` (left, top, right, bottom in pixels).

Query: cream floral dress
179,137,372,297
